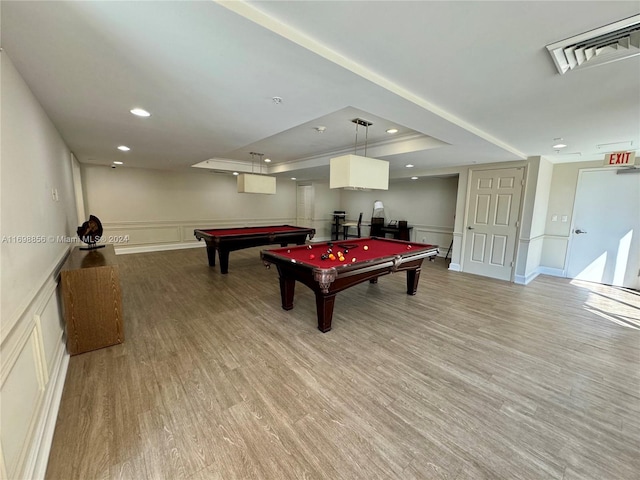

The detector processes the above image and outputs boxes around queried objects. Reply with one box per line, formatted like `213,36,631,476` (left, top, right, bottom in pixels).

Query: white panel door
463,167,524,281
567,169,640,289
296,185,313,227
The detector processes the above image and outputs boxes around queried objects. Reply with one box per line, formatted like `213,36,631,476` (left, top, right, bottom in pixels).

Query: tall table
331,212,346,240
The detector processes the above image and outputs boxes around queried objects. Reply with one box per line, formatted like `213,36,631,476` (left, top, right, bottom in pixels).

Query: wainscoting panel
35,283,64,377
1,328,44,479
0,252,69,480
106,225,182,246
541,235,570,272
413,226,453,256
104,218,296,253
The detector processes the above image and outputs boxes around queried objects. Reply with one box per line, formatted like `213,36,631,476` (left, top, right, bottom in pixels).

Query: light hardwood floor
46,246,640,480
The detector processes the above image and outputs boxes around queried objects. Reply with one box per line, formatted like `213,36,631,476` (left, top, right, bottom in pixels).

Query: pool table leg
205,246,217,267
315,293,336,332
279,276,296,310
406,268,421,295
219,250,230,274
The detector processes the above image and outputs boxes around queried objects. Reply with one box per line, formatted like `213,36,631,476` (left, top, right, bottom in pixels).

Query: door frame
460,165,527,282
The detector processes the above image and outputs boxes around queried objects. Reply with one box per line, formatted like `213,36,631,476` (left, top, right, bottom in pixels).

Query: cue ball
352,258,356,262
363,245,369,250
309,254,315,260
287,249,290,253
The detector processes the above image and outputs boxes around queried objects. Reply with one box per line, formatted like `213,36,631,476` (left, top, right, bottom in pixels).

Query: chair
343,212,363,239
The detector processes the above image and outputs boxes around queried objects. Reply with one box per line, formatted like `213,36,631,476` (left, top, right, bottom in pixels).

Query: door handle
574,229,587,234
467,226,474,230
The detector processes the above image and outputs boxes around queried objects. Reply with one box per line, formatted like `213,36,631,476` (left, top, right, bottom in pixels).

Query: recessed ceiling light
405,164,414,168
264,158,271,163
232,172,239,176
130,108,151,117
117,145,130,151
552,137,567,149
411,176,418,180
291,177,297,180
386,128,399,134
113,161,124,165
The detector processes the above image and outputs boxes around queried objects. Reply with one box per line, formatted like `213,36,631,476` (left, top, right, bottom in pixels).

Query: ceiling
2,1,639,181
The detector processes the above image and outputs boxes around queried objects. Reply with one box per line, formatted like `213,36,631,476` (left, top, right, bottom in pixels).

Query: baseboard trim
537,266,565,277
26,343,69,480
514,270,540,285
448,263,461,272
115,242,205,255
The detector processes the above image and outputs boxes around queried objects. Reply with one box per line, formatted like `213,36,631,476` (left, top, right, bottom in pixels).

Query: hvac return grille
546,14,640,74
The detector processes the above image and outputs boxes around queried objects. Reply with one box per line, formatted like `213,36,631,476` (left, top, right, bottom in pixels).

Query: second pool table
261,237,438,332
194,225,315,273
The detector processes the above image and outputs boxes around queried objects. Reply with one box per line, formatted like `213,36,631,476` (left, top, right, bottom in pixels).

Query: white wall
1,52,77,480
82,165,298,253
540,159,602,274
308,181,340,240
515,157,554,283
339,176,458,253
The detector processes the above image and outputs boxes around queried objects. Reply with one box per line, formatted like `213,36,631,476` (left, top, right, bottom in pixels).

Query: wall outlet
561,215,568,223
551,214,558,222
422,237,426,243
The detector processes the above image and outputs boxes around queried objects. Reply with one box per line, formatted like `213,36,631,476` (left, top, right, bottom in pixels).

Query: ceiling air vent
546,14,640,74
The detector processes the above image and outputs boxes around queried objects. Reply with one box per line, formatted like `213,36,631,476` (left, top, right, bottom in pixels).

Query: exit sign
604,151,636,166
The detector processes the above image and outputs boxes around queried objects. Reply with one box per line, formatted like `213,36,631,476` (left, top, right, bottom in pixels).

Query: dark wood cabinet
60,245,124,355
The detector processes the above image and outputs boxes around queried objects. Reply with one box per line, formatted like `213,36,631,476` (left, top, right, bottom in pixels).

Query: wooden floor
46,246,640,480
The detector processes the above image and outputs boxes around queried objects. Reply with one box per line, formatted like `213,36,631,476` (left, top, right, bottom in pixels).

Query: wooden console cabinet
60,244,124,355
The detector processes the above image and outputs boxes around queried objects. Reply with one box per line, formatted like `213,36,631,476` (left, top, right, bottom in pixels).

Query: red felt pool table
194,225,315,274
261,237,438,332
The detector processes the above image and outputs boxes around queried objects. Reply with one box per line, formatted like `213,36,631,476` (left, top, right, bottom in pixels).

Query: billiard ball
344,249,349,254
321,254,329,260
310,254,315,260
287,249,290,253
339,256,345,262
352,258,356,262
329,253,336,260
363,245,369,251
407,245,412,250
307,245,312,250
